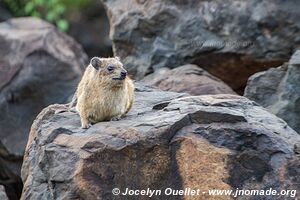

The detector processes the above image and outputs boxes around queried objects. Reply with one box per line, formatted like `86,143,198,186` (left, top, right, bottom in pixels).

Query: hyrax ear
90,57,102,70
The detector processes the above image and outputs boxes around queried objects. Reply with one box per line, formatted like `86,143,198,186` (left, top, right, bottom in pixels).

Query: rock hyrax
75,57,134,128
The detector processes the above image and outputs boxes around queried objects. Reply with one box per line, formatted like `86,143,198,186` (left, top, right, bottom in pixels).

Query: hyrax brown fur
75,57,134,129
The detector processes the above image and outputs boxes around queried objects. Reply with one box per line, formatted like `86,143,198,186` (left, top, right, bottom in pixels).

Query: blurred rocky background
0,18,87,199
0,0,299,199
0,0,112,57
0,1,109,198
244,50,300,135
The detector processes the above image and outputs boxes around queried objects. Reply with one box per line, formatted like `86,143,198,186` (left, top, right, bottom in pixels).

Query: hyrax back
76,57,134,129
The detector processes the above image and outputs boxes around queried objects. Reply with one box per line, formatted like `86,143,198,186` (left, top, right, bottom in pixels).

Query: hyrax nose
120,70,127,78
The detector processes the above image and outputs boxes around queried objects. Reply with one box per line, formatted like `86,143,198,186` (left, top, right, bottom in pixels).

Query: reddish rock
142,64,236,95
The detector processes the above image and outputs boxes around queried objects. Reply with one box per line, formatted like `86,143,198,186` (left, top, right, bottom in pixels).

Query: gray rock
0,17,87,198
244,50,300,133
21,84,300,200
142,64,236,95
0,185,9,200
101,0,300,92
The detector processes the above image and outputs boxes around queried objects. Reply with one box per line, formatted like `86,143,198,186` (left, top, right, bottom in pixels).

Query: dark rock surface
0,2,11,22
21,84,300,200
142,64,236,95
0,141,23,200
244,50,300,133
67,0,112,57
0,17,87,198
101,0,300,92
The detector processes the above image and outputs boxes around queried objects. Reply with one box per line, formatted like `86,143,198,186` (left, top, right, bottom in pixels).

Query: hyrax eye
107,65,114,72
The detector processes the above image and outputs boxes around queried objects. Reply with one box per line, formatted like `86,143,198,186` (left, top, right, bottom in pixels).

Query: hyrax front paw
81,123,91,129
81,118,91,129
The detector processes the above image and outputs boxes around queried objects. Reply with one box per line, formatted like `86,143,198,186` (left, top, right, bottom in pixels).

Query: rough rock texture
21,84,300,200
0,17,87,198
142,64,236,95
101,0,300,92
244,50,300,133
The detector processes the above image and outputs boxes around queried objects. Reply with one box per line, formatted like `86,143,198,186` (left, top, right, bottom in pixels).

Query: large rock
21,84,299,200
101,0,300,92
244,50,300,133
0,17,87,198
142,64,236,95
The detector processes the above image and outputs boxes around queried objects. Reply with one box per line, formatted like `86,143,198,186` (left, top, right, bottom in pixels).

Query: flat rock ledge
21,84,300,200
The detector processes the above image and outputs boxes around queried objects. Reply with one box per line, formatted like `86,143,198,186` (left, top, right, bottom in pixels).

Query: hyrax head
90,57,128,85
